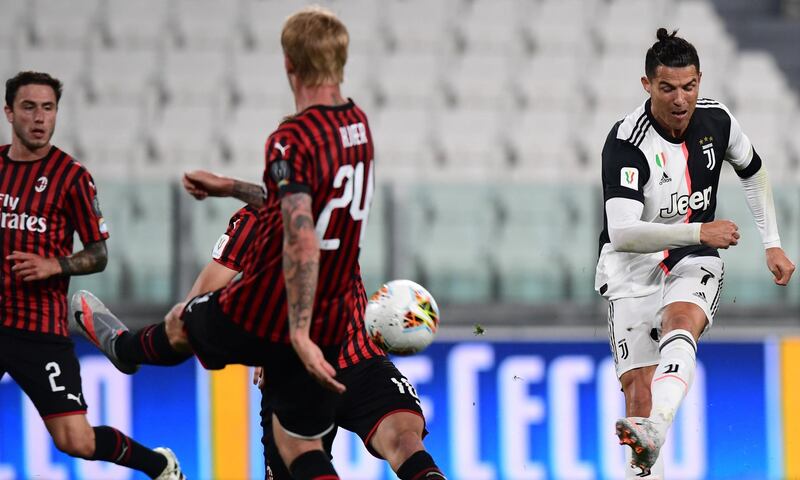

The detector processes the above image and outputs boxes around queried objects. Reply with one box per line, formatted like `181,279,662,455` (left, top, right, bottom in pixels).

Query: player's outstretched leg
71,291,191,371
615,417,663,476
71,290,139,374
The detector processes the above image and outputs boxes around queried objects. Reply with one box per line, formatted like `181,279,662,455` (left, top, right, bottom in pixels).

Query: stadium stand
0,0,796,314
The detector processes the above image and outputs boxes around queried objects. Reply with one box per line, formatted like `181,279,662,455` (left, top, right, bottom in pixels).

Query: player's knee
52,426,95,458
372,422,424,468
391,430,425,462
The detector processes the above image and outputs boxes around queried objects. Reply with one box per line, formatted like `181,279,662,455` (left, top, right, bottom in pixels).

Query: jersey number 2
316,161,374,250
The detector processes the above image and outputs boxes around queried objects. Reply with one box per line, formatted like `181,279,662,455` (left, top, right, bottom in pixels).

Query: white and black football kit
596,98,781,376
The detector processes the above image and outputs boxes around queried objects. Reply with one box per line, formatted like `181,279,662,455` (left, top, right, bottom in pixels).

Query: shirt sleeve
212,206,258,271
64,169,109,244
606,197,702,253
725,111,761,178
264,127,315,197
601,125,650,203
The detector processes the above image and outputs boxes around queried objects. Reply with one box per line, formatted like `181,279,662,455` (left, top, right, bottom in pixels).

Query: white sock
649,329,697,435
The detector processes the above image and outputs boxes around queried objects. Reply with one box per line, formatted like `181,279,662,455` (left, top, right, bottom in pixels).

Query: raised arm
183,170,266,208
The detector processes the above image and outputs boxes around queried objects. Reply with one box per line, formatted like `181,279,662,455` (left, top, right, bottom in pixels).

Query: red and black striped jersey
217,203,383,367
220,100,377,347
0,145,109,338
212,205,259,272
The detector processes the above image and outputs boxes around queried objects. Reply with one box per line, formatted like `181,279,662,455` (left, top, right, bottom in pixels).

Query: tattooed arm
281,192,345,393
58,240,108,275
8,240,107,281
183,170,265,208
282,192,319,338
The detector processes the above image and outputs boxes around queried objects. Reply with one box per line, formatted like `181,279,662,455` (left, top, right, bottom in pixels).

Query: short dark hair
645,28,700,79
5,71,63,107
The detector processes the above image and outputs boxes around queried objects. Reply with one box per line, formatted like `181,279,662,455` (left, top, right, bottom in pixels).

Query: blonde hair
281,6,349,87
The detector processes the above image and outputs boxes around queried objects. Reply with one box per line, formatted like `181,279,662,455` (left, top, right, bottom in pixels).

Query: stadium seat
728,52,795,114
123,182,173,303
455,0,529,55
669,1,736,62
409,184,496,303
506,110,578,179
734,111,792,178
360,184,388,295
514,54,585,112
370,107,437,180
74,104,146,178
16,46,88,95
30,0,102,48
149,104,222,172
160,49,230,108
493,184,599,303
171,0,244,50
341,52,377,110
241,0,310,52
86,48,159,106
433,108,507,177
380,0,454,53
444,54,514,110
524,0,600,55
715,185,788,305
104,0,170,49
321,0,380,54
374,52,444,109
0,46,15,91
587,55,650,113
230,49,294,113
0,0,28,50
221,104,287,179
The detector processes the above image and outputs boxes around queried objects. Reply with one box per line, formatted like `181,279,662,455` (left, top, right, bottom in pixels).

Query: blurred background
1,0,799,478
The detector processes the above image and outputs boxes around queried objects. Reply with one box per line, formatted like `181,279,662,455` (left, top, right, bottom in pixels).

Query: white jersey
595,98,761,300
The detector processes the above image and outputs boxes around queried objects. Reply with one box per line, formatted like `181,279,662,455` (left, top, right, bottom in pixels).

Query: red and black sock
115,323,190,366
90,426,167,478
289,450,339,480
396,450,446,480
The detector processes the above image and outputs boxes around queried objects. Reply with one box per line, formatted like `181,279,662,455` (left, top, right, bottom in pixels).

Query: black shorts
182,290,272,369
183,290,340,439
334,356,427,457
262,356,427,477
0,330,89,419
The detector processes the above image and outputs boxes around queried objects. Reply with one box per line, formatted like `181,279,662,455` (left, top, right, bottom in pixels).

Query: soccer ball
365,280,440,355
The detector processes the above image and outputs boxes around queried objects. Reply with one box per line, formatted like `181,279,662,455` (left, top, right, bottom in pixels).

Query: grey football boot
615,417,664,477
71,290,139,375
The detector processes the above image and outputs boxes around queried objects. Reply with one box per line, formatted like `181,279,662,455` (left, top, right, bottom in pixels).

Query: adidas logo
659,172,672,185
693,291,707,301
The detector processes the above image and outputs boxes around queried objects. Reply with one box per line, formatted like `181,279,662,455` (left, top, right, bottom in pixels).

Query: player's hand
766,247,795,286
253,367,265,389
182,170,234,200
7,251,61,281
699,220,740,249
290,335,346,394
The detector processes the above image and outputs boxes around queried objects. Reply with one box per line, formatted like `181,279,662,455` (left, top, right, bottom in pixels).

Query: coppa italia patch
620,167,638,191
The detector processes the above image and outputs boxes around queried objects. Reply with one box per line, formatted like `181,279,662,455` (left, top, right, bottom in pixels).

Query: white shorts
606,255,724,378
